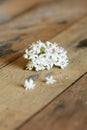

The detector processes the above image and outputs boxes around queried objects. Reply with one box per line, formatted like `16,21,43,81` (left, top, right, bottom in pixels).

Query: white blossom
45,75,56,84
23,40,69,71
23,54,28,59
24,79,36,90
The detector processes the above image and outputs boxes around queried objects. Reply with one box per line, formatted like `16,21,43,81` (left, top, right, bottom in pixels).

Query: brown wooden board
0,0,52,24
17,73,87,130
0,0,87,68
0,23,72,68
0,16,87,130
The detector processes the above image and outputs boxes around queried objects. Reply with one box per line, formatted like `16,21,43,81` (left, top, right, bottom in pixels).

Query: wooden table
0,0,87,130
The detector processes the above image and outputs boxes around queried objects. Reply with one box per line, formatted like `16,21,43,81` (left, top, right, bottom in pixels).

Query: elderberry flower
23,40,69,71
24,79,35,90
45,75,56,84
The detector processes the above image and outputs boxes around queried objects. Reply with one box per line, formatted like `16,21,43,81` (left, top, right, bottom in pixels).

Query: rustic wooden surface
0,0,87,130
17,73,87,130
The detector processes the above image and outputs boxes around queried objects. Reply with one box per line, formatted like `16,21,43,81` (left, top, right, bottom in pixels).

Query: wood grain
17,73,87,130
0,23,71,68
0,16,87,130
0,0,87,68
0,0,52,24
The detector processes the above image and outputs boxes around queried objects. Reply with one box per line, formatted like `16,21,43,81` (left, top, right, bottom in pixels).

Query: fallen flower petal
45,75,56,84
24,78,36,90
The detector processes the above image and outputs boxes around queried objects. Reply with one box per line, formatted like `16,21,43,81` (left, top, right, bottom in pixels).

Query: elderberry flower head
23,40,69,71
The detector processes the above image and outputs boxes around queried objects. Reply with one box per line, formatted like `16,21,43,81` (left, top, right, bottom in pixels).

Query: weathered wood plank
17,73,87,130
0,0,6,5
0,0,87,68
0,0,87,36
0,23,71,68
0,16,87,130
0,0,52,24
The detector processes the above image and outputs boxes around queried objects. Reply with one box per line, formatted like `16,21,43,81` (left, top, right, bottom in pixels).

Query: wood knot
76,39,87,48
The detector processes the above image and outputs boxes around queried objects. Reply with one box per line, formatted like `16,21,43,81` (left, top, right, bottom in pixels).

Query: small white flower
24,79,36,90
25,49,29,54
23,54,28,59
45,75,56,84
56,58,68,69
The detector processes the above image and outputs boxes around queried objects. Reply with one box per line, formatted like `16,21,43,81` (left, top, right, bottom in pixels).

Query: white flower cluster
24,40,69,71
